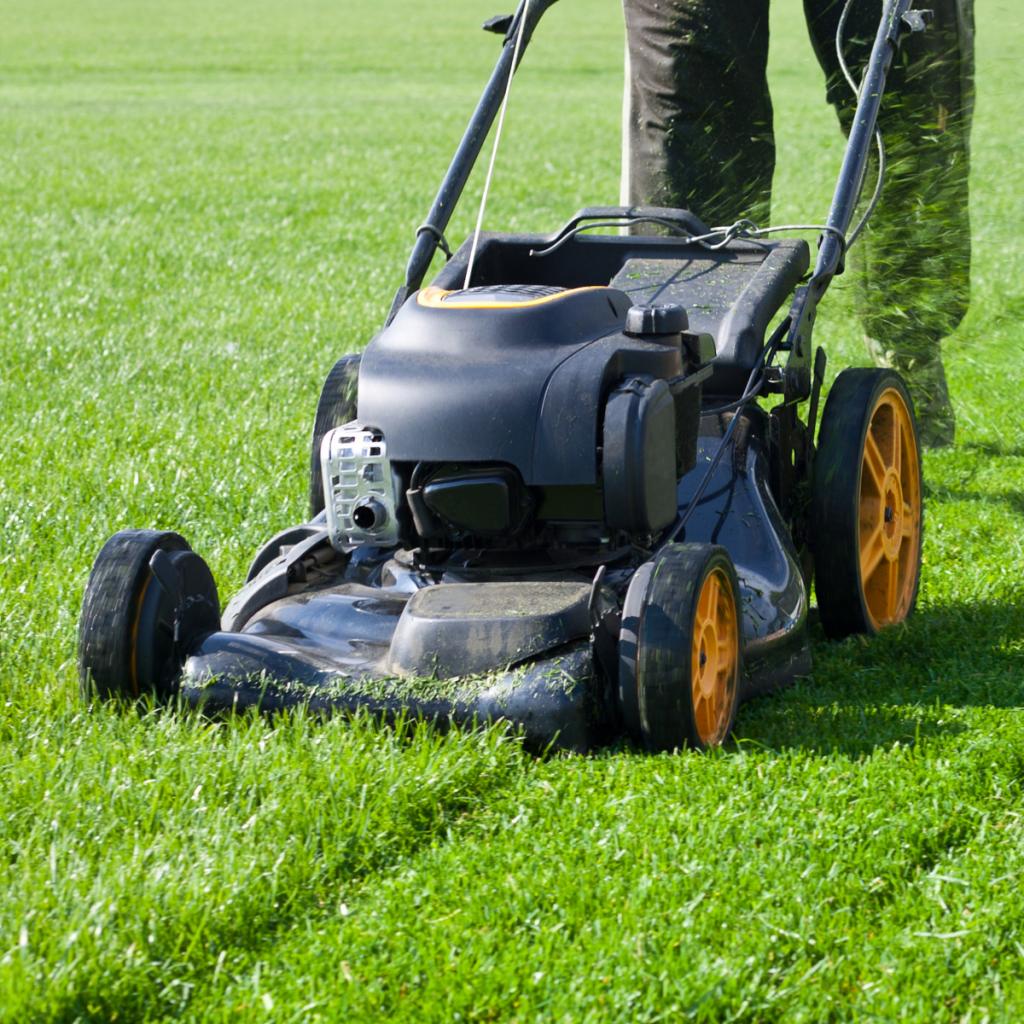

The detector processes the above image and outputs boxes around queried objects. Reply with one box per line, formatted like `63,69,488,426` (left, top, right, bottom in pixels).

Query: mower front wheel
78,530,220,702
619,543,742,751
812,368,923,638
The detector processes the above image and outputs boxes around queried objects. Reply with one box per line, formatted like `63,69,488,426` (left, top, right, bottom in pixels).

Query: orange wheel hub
690,567,738,746
857,387,921,628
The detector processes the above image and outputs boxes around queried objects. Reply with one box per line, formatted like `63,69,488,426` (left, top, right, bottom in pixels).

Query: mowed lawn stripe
170,723,1024,1022
0,710,525,1022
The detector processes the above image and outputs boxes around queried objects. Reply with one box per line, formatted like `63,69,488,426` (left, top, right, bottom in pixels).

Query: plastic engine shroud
356,286,683,487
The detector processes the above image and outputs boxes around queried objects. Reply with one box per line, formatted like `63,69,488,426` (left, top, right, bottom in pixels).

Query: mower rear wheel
812,368,922,638
309,353,360,518
78,530,220,702
619,543,741,751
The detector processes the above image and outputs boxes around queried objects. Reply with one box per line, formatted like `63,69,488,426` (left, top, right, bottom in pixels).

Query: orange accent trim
857,387,920,630
690,566,738,747
417,285,608,310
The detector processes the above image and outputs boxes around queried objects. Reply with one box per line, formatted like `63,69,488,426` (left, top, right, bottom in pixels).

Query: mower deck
181,562,608,750
175,402,811,752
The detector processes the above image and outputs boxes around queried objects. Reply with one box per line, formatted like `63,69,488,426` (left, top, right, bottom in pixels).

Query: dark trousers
622,0,974,360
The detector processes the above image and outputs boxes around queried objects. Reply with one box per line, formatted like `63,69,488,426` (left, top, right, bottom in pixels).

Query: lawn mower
78,0,927,751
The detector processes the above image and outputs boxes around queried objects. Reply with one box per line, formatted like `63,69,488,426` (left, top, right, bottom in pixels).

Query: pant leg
804,0,974,360
622,0,774,226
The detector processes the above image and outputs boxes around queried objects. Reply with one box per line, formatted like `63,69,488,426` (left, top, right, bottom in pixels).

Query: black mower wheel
812,368,923,639
78,529,220,702
619,543,742,751
309,353,360,518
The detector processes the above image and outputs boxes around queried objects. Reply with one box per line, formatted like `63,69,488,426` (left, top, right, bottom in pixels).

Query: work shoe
864,337,956,449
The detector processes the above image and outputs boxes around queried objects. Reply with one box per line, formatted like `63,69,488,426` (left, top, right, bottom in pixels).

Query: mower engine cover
356,285,683,488
603,377,677,533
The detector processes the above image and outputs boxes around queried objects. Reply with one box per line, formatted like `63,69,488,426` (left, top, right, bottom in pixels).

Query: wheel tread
78,530,189,700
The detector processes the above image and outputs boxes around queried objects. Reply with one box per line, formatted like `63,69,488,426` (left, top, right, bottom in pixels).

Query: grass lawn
2,0,1023,1019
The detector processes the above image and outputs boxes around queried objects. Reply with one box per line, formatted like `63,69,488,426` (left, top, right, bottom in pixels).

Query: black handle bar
386,0,926,358
780,0,928,396
386,0,560,324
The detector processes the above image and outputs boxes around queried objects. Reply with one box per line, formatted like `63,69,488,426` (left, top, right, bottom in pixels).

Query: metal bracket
901,9,933,34
806,347,828,447
763,366,785,393
483,14,514,35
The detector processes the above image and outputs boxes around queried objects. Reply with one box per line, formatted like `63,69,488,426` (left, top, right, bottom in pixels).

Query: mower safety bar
386,0,560,324
547,206,712,241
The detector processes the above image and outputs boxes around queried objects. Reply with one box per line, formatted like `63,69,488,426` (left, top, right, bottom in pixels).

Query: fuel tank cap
624,302,689,337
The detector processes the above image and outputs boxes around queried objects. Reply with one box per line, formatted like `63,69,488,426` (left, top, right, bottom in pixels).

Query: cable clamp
416,223,453,260
900,9,933,36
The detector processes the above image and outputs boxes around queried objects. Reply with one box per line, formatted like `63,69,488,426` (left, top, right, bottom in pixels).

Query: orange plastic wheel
618,543,742,751
690,566,739,746
813,369,923,639
857,388,921,629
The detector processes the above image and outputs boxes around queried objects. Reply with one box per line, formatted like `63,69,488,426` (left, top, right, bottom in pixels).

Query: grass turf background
1,0,1023,1019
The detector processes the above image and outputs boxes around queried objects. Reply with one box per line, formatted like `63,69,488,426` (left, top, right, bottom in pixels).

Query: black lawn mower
78,0,928,751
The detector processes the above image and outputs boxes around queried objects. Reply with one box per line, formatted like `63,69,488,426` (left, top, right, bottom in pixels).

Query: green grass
2,0,1023,1020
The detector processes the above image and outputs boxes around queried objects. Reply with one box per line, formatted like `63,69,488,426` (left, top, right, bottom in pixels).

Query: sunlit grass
1,0,1022,1019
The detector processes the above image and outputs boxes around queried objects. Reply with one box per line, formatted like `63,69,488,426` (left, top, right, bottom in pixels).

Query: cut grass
1,0,1023,1020
0,709,526,1021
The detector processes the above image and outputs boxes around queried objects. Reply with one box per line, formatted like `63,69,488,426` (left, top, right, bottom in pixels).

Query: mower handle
781,0,928,397
386,0,560,324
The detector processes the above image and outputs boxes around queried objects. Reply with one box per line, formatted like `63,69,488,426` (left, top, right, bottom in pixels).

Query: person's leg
622,0,774,227
804,0,974,447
